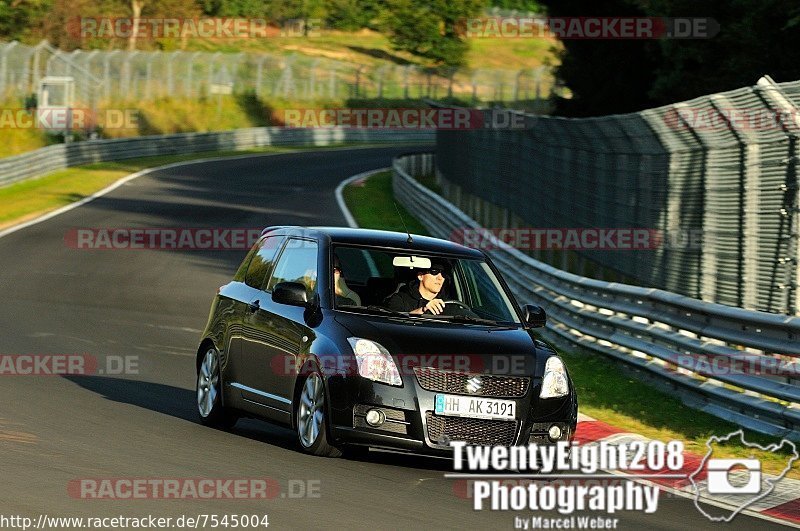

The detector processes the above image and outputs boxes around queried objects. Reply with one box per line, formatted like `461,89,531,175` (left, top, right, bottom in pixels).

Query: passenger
333,256,361,306
385,262,447,315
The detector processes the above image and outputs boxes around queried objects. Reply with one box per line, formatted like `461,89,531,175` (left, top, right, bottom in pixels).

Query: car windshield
331,245,521,325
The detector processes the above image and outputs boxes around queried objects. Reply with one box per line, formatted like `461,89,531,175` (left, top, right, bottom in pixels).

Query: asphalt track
0,146,786,529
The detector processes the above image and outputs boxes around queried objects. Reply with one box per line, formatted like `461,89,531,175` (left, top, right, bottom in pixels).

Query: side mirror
272,282,309,307
523,304,546,328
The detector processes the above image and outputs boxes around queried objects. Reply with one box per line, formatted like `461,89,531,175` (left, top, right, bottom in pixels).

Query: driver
385,261,447,315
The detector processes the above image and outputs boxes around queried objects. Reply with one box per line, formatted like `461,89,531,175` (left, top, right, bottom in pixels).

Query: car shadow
61,374,452,471
61,375,298,451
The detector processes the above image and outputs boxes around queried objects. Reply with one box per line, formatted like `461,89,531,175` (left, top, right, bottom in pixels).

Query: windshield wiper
342,305,411,318
344,305,449,322
438,314,517,327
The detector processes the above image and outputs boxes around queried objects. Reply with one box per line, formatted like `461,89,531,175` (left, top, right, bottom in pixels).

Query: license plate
434,394,516,421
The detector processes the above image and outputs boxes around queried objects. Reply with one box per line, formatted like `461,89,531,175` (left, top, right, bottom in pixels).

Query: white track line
334,168,389,228
0,146,408,240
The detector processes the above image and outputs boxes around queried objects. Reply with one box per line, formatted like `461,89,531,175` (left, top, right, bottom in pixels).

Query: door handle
248,300,260,313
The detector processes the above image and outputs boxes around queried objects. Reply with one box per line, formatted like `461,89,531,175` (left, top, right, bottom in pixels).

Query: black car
195,226,577,457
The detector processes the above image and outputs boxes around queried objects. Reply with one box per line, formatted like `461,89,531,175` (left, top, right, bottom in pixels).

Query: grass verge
343,170,800,479
342,171,429,236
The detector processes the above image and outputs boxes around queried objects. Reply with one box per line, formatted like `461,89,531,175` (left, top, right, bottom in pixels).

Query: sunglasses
333,266,343,273
423,268,445,276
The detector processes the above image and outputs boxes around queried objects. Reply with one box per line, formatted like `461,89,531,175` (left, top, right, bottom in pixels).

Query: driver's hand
424,299,445,315
334,273,346,296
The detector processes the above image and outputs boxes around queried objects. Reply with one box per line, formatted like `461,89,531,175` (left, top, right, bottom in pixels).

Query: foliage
539,0,800,115
379,0,486,67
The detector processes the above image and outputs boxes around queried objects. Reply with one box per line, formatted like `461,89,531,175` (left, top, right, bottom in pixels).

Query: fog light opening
548,424,563,441
365,409,386,427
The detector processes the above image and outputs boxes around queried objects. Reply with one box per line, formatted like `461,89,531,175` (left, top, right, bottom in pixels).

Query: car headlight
540,356,569,399
347,338,402,387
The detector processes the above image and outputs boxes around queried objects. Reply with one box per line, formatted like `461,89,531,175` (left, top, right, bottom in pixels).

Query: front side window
244,236,284,289
458,260,519,321
266,239,319,296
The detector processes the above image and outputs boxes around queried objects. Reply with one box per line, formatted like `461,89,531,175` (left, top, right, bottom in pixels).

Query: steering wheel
443,300,472,311
440,300,480,318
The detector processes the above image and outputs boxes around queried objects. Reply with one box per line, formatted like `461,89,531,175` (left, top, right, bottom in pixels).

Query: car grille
426,412,518,446
414,367,530,398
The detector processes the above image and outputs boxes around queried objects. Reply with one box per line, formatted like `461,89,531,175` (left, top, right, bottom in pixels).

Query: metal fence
435,76,800,316
393,152,800,439
0,40,554,108
0,127,433,188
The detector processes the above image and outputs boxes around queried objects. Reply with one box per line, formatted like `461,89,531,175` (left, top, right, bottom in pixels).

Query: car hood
333,312,556,376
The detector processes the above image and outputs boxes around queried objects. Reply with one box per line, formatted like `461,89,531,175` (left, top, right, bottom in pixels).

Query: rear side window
244,236,284,289
266,239,319,296
233,243,260,282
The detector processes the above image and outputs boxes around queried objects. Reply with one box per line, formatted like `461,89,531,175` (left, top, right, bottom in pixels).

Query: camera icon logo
706,458,761,495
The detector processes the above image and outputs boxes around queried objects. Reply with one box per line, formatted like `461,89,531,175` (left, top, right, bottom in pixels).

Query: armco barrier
0,128,434,187
434,76,800,316
393,152,800,440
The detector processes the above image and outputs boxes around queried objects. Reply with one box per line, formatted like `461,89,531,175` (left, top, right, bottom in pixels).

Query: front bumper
328,370,578,457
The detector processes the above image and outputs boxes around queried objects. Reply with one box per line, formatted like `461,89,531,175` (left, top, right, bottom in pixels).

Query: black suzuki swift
196,226,577,457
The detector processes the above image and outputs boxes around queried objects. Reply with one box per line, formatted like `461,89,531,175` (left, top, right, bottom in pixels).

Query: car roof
262,226,484,258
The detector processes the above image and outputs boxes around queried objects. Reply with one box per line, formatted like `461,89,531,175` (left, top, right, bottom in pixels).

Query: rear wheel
296,369,341,457
197,347,238,429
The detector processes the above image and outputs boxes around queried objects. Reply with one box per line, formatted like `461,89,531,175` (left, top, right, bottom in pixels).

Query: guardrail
434,77,800,316
393,152,800,440
0,128,435,188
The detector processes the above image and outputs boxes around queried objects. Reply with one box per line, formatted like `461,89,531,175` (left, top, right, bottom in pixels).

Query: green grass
168,28,559,73
562,349,798,477
344,170,800,479
0,27,559,158
1,28,558,157
342,170,430,236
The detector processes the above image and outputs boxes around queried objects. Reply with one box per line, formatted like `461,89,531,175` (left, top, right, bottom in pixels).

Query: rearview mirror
523,304,546,328
392,255,432,269
272,282,309,307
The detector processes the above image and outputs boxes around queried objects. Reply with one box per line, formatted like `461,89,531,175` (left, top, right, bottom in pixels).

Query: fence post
0,42,19,98
328,64,337,99
754,76,800,314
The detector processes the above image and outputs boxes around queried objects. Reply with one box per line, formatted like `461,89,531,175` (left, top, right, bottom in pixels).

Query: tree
200,0,267,17
380,0,486,67
537,0,800,115
537,0,660,116
0,0,51,42
45,0,199,50
487,0,541,11
264,0,327,25
325,0,380,30
649,0,800,105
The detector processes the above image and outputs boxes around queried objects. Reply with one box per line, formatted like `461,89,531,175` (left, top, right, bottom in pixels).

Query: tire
295,368,341,457
197,346,238,429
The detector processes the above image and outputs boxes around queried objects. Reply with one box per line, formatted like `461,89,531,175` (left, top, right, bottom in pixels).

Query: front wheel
295,369,341,457
197,347,238,429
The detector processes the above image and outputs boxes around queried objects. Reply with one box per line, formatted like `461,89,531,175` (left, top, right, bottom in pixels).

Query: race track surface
0,147,784,529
